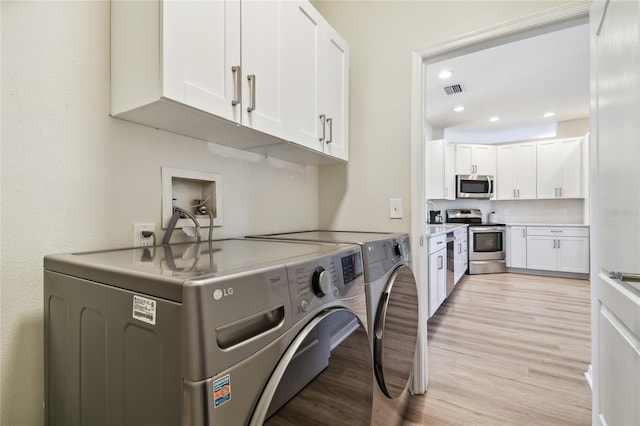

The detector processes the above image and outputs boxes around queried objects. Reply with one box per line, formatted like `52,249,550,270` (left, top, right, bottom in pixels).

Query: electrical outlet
133,223,155,247
389,198,403,219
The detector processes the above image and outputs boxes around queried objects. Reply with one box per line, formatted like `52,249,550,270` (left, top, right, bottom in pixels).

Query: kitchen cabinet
426,139,455,200
536,138,583,199
286,2,349,160
111,0,349,165
428,235,447,317
453,227,468,284
526,227,589,273
507,226,527,268
496,143,536,200
455,144,495,175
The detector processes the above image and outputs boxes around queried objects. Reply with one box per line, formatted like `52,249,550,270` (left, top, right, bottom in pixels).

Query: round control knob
300,299,310,312
312,267,331,297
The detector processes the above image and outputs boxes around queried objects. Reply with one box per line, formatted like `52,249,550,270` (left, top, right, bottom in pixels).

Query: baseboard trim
506,267,589,280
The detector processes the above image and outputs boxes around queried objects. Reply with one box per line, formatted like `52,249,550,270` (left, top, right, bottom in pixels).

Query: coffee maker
429,210,443,224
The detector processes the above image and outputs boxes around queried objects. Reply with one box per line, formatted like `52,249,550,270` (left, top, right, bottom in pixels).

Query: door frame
409,1,590,395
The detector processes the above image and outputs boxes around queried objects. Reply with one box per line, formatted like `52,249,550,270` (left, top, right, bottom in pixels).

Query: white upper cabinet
496,142,536,200
537,138,583,199
241,1,289,140
162,0,240,122
455,144,495,175
321,25,350,161
426,139,455,200
111,0,349,165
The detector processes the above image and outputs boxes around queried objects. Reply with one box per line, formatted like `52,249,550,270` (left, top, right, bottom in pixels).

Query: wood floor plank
403,273,591,425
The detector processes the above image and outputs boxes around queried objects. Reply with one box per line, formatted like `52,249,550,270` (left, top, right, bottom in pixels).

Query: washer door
373,264,419,398
251,309,373,425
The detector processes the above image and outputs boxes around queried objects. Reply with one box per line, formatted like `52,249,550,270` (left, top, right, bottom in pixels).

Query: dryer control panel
287,246,364,323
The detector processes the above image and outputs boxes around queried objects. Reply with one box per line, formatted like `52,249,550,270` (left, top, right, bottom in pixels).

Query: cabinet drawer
428,235,447,254
454,227,468,238
526,227,589,237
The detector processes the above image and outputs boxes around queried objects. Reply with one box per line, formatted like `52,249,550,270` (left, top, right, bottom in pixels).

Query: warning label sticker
132,295,156,325
213,374,231,408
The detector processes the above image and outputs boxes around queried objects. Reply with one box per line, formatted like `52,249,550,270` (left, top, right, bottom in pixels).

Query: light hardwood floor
403,273,592,425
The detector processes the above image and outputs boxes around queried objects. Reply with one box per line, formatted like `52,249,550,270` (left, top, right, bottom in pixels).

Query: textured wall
1,2,318,423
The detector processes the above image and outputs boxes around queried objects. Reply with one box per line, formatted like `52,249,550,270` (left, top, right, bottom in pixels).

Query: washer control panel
287,246,364,322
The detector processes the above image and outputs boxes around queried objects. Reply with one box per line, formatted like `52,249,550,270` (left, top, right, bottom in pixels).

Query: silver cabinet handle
517,189,520,198
458,243,462,254
557,239,560,249
437,255,443,270
610,271,640,282
559,187,562,197
231,66,241,106
326,118,333,143
319,114,326,142
513,189,516,198
553,239,556,249
247,74,256,112
550,230,563,233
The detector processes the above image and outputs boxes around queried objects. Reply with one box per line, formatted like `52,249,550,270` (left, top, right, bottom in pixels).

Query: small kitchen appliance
456,174,494,199
446,209,506,274
429,210,443,224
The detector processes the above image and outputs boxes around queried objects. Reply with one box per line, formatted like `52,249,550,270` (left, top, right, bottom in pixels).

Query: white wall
1,2,318,423
313,0,578,231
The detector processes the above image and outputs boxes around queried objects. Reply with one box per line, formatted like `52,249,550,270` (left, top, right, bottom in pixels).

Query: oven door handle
469,227,505,232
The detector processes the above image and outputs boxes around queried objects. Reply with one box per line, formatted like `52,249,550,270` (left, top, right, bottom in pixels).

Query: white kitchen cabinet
285,2,349,160
111,0,349,165
455,144,495,175
453,227,468,284
496,143,536,200
536,138,583,199
428,235,447,317
526,227,589,274
507,226,527,268
426,139,455,200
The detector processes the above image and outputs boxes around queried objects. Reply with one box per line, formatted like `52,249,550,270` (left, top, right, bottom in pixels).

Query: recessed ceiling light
438,70,453,79
489,116,500,122
454,106,465,112
544,112,555,117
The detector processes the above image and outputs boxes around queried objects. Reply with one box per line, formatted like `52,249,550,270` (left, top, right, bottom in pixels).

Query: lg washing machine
247,231,420,424
44,239,374,425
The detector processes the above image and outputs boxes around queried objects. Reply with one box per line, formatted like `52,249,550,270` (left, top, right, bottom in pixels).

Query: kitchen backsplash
427,199,586,224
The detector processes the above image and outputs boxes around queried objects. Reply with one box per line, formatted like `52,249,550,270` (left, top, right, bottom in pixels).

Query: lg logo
213,288,234,301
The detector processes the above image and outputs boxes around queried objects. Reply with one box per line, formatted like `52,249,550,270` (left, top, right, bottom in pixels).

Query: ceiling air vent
443,83,464,95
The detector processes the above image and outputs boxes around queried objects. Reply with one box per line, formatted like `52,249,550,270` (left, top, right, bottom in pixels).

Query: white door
322,25,349,161
496,145,515,200
455,145,473,174
509,226,527,269
556,237,589,274
558,138,583,198
162,0,241,122
536,140,559,199
526,236,556,271
515,142,536,199
591,1,640,425
473,145,493,175
285,1,323,152
241,0,289,140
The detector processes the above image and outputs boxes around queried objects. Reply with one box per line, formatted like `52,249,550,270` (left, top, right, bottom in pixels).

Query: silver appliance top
248,230,406,245
44,238,358,301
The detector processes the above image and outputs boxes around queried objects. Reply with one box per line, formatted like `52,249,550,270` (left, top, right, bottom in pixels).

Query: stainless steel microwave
456,175,494,199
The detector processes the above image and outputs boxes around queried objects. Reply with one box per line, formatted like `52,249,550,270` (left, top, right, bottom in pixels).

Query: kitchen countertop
506,223,590,227
426,223,468,237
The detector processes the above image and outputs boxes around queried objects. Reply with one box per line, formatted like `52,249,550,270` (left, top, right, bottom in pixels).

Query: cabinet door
558,138,583,198
556,237,589,273
322,25,349,160
162,0,241,122
473,145,494,175
444,142,456,200
514,142,537,199
455,145,473,175
426,139,445,199
286,1,323,152
509,226,527,268
526,236,557,271
536,141,560,198
496,145,515,200
241,1,289,140
429,250,447,317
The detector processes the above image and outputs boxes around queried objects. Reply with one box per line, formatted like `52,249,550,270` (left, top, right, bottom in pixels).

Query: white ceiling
425,23,590,144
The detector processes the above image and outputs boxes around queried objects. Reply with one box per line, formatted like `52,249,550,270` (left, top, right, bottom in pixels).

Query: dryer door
250,309,373,425
373,264,419,398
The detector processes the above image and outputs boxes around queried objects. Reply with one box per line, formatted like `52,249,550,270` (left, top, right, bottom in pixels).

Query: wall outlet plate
133,223,155,247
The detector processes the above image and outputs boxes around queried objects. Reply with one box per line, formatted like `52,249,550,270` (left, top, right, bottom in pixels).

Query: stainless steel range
446,209,506,274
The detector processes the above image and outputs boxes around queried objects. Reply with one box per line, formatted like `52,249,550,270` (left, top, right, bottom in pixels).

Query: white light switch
389,198,403,219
